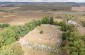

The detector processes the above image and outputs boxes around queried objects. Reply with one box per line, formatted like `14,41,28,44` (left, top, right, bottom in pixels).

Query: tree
49,17,54,24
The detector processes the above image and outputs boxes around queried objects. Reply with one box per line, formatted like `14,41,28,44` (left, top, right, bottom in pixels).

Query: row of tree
0,17,54,55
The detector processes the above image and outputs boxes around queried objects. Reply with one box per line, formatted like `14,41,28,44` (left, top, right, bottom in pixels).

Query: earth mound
19,24,62,55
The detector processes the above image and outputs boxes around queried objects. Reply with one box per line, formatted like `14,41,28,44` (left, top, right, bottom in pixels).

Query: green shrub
81,21,85,27
59,21,68,31
40,30,43,34
59,21,75,31
0,17,51,48
49,17,54,24
0,23,10,28
49,52,56,55
61,25,85,55
0,43,24,55
53,21,59,25
62,31,70,40
0,28,17,47
0,17,56,55
40,17,50,24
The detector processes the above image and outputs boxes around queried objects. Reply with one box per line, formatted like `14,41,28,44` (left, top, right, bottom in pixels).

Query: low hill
19,24,62,55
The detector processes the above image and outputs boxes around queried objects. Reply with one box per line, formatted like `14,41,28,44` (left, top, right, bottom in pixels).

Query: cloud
0,0,85,2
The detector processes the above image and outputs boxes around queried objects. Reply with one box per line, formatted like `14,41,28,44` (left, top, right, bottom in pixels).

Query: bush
59,21,68,31
59,20,85,55
62,31,70,40
40,30,43,34
49,52,56,55
0,23,10,28
59,21,75,31
81,21,85,27
0,17,56,55
40,17,50,24
49,17,54,24
61,24,85,55
53,21,59,25
0,43,24,55
0,17,51,48
0,28,17,47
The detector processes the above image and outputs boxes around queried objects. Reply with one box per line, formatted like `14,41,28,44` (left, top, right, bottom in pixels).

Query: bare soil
19,24,62,55
77,27,85,36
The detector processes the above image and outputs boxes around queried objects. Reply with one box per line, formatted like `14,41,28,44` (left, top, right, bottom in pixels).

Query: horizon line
0,1,85,3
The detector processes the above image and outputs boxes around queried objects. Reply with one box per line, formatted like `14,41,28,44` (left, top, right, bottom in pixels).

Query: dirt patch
0,28,3,32
19,24,62,55
77,27,85,36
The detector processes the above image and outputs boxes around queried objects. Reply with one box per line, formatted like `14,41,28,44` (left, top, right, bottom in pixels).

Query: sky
0,0,85,2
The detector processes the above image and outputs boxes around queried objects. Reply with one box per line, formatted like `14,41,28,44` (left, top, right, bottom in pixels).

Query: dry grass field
0,11,51,25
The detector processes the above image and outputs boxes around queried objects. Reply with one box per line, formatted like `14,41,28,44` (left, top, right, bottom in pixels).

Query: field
0,11,50,25
0,2,85,26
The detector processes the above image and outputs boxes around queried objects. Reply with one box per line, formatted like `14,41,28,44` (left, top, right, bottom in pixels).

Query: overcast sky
0,0,85,2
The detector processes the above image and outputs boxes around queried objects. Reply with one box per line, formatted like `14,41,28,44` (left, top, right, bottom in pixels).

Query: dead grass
0,11,51,25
